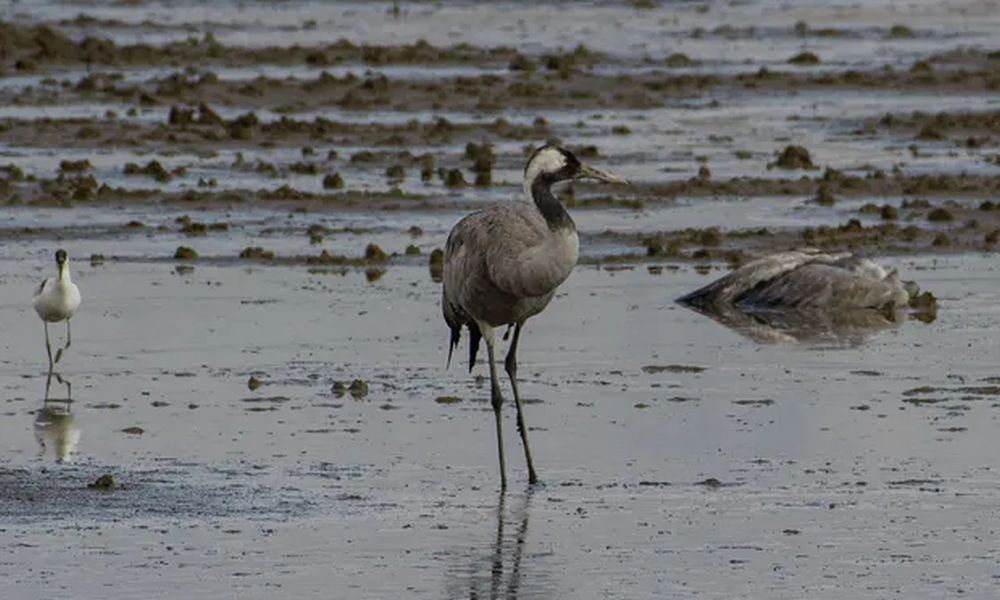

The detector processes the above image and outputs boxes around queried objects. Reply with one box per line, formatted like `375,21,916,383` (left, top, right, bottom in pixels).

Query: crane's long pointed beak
578,163,629,185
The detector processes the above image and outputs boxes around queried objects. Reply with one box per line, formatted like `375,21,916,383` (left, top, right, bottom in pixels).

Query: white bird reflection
34,371,80,464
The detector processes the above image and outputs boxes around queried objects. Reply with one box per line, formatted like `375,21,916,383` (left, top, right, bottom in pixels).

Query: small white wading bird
442,144,628,490
32,249,82,368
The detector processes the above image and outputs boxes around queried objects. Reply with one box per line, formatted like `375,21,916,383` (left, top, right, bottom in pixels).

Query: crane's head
55,249,68,266
523,144,628,188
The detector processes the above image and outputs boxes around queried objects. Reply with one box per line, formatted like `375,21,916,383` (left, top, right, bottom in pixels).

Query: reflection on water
445,489,553,599
679,301,908,347
34,372,79,464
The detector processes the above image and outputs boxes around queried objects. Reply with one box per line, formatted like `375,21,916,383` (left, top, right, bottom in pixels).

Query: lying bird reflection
677,250,936,346
445,489,551,599
35,371,80,464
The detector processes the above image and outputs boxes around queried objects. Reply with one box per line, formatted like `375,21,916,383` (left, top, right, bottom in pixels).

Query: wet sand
2,1,999,598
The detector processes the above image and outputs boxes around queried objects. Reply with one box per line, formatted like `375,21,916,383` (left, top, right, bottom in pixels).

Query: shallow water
2,249,999,598
2,1,1000,598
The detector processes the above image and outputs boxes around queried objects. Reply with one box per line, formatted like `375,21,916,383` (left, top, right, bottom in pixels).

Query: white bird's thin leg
56,371,72,404
483,325,508,491
54,319,71,365
44,368,54,400
43,322,54,370
504,323,538,485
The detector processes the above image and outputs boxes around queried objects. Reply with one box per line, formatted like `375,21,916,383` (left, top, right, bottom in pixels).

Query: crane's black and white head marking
55,249,68,266
524,145,581,186
523,144,628,231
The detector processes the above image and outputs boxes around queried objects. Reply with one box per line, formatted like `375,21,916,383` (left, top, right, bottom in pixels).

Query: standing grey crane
442,144,628,490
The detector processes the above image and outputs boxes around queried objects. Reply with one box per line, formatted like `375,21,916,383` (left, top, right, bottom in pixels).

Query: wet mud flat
2,257,1000,598
2,0,1000,598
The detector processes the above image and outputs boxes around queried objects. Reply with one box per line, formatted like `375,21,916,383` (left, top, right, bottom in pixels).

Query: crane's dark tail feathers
467,322,481,373
447,323,460,369
443,294,481,372
445,320,482,372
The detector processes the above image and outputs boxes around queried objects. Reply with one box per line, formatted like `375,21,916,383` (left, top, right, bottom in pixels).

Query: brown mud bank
0,175,448,211
862,108,1000,148
594,198,1000,266
0,20,525,72
0,28,1000,112
0,108,550,151
625,169,1000,203
3,165,999,211
5,53,999,114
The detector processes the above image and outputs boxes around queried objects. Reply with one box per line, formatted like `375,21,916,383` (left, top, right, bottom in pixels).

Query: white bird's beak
577,163,629,185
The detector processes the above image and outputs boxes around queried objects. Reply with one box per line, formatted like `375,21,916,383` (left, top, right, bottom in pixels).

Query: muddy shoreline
2,2,1000,598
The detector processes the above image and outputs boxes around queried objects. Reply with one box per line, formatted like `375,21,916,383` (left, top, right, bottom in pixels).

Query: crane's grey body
441,144,627,490
677,250,915,312
444,203,577,330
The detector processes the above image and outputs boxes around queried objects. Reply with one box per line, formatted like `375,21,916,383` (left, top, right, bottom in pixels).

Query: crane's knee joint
490,386,503,411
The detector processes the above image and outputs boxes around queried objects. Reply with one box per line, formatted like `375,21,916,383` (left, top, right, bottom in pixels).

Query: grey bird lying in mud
676,250,934,344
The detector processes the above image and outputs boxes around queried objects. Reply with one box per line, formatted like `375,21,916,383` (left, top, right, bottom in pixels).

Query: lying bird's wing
676,250,839,308
740,261,910,311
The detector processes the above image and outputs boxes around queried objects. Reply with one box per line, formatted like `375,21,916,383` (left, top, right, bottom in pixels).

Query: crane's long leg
43,322,53,370
504,322,538,485
482,325,508,491
54,319,71,365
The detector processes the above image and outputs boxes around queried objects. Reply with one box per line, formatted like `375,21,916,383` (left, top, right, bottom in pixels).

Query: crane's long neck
527,176,574,232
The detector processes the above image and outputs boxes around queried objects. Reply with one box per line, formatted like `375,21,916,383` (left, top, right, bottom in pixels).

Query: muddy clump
889,24,915,39
428,248,445,282
927,207,954,222
788,51,820,66
239,246,275,260
443,168,467,188
322,173,345,189
664,53,694,68
769,145,816,170
87,474,116,490
813,183,836,205
333,379,369,399
123,160,175,183
465,142,495,187
174,246,198,260
59,159,91,173
909,291,938,322
360,243,387,264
